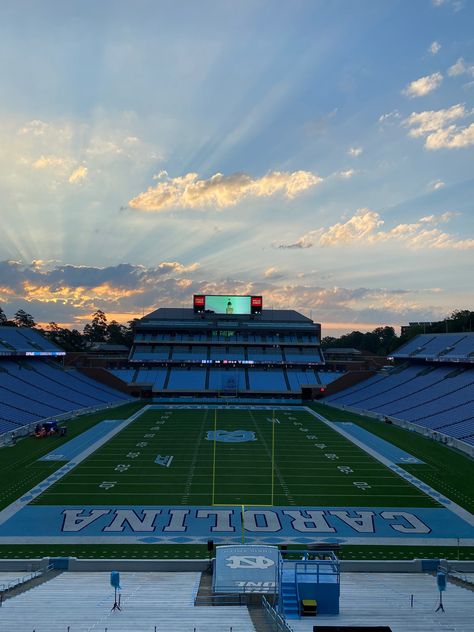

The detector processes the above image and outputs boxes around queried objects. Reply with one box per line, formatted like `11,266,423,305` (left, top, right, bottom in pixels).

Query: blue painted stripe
336,422,424,464
38,420,122,462
1,505,472,540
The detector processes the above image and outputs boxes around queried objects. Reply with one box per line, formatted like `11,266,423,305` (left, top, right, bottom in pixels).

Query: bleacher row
0,326,60,353
0,359,130,435
326,364,474,445
109,366,341,393
135,332,318,343
130,344,323,363
391,332,474,362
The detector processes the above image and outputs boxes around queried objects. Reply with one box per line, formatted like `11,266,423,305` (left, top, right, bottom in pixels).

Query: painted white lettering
283,510,336,533
328,510,375,533
162,509,190,532
244,510,282,532
103,509,162,532
380,511,431,534
61,509,110,532
196,509,235,532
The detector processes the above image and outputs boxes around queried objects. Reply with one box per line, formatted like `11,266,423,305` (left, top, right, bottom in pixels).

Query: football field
32,407,438,508
1,404,474,547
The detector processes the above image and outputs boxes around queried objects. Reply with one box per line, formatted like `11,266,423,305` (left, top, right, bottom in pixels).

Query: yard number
337,466,353,474
353,481,371,490
99,481,117,490
114,464,130,472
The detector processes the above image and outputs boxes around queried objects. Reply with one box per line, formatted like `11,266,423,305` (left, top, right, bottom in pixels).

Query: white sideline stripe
0,405,152,527
305,406,474,528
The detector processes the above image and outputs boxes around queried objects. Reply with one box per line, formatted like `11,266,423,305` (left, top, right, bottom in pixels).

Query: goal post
217,370,239,403
211,407,277,509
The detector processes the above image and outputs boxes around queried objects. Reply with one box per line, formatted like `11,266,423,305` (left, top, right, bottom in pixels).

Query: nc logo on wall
226,555,275,569
206,430,256,443
214,545,279,594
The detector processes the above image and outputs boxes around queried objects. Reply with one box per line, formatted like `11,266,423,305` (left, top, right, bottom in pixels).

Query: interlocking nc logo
206,430,256,443
225,555,275,569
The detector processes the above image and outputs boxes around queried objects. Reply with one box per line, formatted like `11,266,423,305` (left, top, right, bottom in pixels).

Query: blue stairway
280,579,299,619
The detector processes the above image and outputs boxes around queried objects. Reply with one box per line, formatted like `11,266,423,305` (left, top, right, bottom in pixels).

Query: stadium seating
0,326,61,353
167,367,207,390
0,571,256,632
248,369,288,391
286,368,319,391
208,368,246,391
0,359,131,434
209,345,245,360
392,332,474,361
325,360,474,445
108,368,136,383
134,367,168,389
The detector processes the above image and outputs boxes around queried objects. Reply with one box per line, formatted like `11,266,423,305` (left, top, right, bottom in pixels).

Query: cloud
448,57,474,77
338,169,355,178
378,110,401,125
347,147,363,157
278,209,473,250
432,180,445,190
32,155,72,170
264,267,283,280
403,72,443,98
429,41,441,55
0,260,202,324
128,170,323,212
0,259,457,334
404,103,474,149
432,0,464,10
68,165,88,184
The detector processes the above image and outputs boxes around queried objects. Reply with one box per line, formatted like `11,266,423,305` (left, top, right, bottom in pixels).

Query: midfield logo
206,430,257,443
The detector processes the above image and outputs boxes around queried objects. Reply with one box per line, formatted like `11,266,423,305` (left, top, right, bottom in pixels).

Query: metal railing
262,596,294,632
0,563,54,605
0,400,131,447
194,584,276,606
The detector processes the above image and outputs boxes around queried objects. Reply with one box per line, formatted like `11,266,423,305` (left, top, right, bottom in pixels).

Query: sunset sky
1,0,473,335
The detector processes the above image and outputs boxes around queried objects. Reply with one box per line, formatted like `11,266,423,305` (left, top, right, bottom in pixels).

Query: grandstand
1,321,474,631
324,333,474,449
110,294,343,398
0,326,131,437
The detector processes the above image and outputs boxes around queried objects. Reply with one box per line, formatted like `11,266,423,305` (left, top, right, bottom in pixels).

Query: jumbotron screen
193,295,262,315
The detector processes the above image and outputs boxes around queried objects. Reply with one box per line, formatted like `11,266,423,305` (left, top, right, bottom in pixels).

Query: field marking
306,407,474,527
0,405,153,527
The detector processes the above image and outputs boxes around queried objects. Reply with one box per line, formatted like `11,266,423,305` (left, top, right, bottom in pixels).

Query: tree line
321,310,474,356
0,306,472,356
0,307,138,351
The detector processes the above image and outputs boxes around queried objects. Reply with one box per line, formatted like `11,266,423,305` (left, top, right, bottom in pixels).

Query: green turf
33,407,439,508
2,402,473,560
0,543,472,560
0,401,144,511
311,402,474,513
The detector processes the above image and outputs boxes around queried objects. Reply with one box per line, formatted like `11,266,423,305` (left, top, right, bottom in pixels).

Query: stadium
0,294,473,631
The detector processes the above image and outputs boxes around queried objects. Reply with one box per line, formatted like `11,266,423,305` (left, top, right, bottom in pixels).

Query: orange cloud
129,170,323,211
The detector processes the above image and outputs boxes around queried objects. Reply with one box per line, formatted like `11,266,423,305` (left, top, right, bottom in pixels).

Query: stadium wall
2,558,474,573
78,367,132,395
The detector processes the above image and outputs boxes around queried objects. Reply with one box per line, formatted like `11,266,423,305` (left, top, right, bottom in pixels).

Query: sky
0,0,473,336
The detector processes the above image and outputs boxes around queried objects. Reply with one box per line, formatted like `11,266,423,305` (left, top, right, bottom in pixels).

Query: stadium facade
113,301,341,398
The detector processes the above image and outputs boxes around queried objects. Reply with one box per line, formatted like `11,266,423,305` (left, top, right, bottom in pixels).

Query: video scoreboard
193,294,263,315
